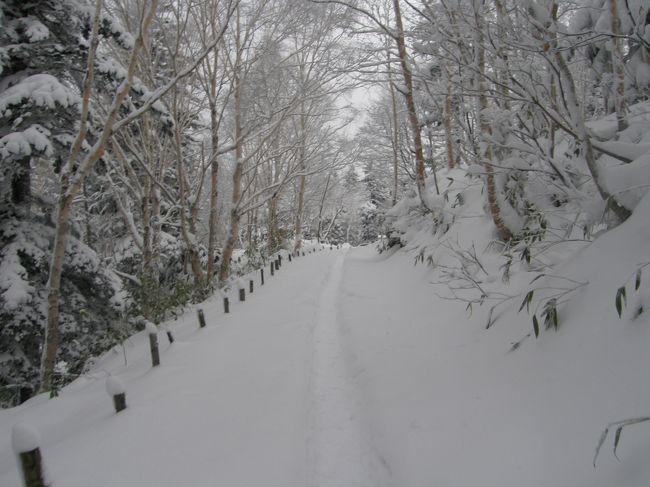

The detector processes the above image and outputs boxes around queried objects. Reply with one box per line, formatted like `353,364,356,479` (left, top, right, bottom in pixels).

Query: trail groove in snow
307,249,377,487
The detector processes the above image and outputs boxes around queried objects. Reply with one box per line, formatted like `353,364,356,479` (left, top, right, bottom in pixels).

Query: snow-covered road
2,243,650,487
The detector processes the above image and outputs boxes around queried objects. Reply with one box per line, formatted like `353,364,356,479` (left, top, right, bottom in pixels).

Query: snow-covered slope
1,212,649,486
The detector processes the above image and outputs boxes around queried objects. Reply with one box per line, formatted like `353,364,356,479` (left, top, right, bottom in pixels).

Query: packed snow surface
0,239,649,486
11,423,40,454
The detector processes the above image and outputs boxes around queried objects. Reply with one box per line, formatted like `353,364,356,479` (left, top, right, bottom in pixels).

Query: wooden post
239,288,245,302
249,280,254,293
274,259,279,271
260,268,264,285
106,376,126,413
149,334,160,367
197,308,206,328
146,322,159,367
270,262,274,276
302,251,305,256
223,297,230,313
13,424,46,487
278,255,282,267
18,449,45,487
113,393,127,413
288,253,292,262
166,331,174,344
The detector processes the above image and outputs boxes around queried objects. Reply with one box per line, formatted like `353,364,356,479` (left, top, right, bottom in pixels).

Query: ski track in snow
307,249,375,487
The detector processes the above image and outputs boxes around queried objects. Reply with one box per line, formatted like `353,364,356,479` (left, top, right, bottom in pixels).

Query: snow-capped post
106,376,127,413
12,423,47,487
270,262,274,276
223,297,230,314
145,322,160,367
249,280,254,294
260,268,265,285
197,309,206,328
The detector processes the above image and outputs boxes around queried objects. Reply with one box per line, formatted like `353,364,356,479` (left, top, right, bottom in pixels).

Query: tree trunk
387,58,401,204
536,2,631,222
41,0,159,393
443,67,455,169
219,9,243,283
608,0,628,131
293,110,307,253
316,173,331,243
392,0,428,209
474,1,512,242
207,145,219,280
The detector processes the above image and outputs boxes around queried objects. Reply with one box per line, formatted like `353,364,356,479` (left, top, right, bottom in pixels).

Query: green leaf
532,314,540,338
615,286,626,318
613,426,623,460
486,307,495,329
529,273,545,284
635,269,642,291
594,427,610,467
519,290,534,313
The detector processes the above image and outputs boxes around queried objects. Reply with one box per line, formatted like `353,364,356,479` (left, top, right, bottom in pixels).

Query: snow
144,322,158,335
602,151,650,210
0,242,34,310
23,18,49,42
0,74,79,115
105,377,125,397
0,125,53,159
11,423,40,454
0,228,649,485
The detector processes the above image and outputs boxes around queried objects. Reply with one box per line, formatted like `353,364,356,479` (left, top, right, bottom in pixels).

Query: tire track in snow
307,249,382,487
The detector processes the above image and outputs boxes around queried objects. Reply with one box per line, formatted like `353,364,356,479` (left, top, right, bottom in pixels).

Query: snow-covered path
306,248,382,487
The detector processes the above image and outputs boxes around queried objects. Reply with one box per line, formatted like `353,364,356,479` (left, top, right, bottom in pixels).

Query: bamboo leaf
519,290,533,313
635,269,642,291
615,286,626,318
613,426,624,460
594,427,610,467
486,307,494,329
532,314,539,338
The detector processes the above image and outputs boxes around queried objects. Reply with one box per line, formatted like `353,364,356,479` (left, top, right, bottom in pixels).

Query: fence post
239,287,245,302
165,328,174,344
249,280,254,294
278,255,282,267
197,308,206,328
106,376,127,413
270,262,274,276
223,296,230,313
146,322,160,367
12,424,46,487
274,259,279,271
260,268,265,285
288,253,292,262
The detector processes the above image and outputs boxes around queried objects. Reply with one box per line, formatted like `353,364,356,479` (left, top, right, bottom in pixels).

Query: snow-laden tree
0,0,135,404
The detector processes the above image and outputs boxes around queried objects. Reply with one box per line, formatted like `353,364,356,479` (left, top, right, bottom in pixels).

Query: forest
1,0,649,410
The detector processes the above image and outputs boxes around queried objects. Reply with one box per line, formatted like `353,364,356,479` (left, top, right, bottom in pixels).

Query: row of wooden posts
12,244,340,487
